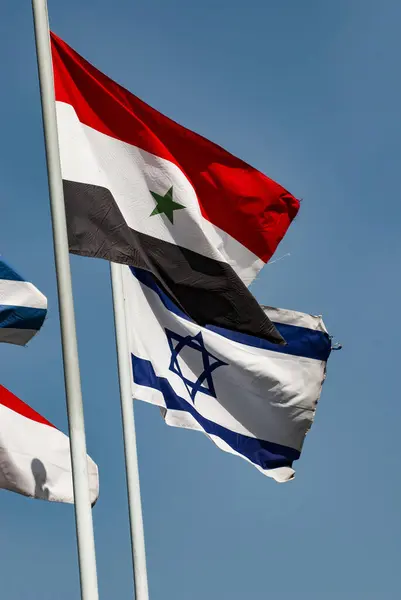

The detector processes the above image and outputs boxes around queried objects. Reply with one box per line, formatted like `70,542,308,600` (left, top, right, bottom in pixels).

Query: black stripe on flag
63,180,285,345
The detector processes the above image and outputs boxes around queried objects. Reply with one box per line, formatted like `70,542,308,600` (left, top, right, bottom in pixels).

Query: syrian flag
123,266,331,482
51,32,299,345
0,257,47,346
0,385,99,504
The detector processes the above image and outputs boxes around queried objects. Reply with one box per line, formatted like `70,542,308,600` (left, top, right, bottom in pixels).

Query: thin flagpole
31,1,99,599
110,261,149,600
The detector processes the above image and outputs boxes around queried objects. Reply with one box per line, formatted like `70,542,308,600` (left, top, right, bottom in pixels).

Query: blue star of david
165,328,227,402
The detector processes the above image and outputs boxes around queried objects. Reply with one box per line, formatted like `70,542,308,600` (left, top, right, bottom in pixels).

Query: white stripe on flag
0,279,47,309
56,101,264,285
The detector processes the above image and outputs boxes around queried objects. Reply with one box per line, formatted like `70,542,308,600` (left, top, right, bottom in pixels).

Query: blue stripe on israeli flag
130,266,331,361
124,266,331,482
0,258,47,346
132,354,301,470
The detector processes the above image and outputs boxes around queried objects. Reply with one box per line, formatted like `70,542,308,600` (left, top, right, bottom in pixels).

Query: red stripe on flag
50,32,299,263
0,385,56,428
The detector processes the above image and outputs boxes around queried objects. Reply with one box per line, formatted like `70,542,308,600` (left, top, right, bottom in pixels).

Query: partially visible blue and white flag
123,266,332,482
0,258,47,346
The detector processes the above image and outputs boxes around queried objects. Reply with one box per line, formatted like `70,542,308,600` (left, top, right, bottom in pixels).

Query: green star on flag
150,186,185,224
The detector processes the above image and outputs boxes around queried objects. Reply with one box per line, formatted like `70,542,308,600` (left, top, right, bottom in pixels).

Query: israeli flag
123,266,331,482
0,258,47,346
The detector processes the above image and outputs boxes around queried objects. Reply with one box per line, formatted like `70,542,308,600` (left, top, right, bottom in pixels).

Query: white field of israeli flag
0,258,47,346
123,266,332,482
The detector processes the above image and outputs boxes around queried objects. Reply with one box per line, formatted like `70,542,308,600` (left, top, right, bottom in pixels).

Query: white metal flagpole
110,261,149,600
31,1,99,598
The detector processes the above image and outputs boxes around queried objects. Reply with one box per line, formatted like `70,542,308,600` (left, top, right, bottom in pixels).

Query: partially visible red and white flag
0,385,99,505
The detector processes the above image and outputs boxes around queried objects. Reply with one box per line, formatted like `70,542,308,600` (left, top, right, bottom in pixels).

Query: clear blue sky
1,1,400,598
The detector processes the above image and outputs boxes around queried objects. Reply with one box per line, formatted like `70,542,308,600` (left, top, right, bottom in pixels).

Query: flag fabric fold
123,265,331,482
0,257,47,346
50,32,300,345
0,385,99,504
